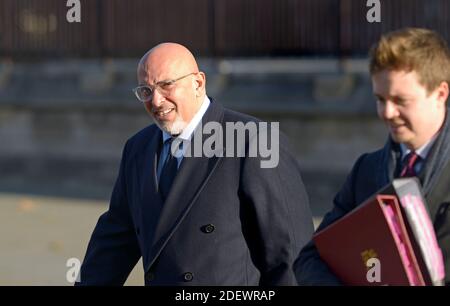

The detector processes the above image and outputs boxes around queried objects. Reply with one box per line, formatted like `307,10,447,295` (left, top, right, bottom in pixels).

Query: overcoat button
202,224,215,233
183,272,194,282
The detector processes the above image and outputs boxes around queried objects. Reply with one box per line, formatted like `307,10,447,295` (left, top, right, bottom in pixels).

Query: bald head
135,43,207,135
138,43,199,82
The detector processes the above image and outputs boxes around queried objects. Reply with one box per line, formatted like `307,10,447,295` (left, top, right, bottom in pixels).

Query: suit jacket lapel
382,113,450,220
420,111,450,220
146,100,225,270
134,129,164,263
378,140,397,188
137,130,161,201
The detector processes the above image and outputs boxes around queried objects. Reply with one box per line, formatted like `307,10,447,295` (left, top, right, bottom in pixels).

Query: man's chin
390,133,413,146
155,119,187,136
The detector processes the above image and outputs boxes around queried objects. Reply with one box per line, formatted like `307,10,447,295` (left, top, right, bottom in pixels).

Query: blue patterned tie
159,138,179,201
400,152,420,177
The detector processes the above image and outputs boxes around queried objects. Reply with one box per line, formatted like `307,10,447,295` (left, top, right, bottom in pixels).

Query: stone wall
0,58,388,216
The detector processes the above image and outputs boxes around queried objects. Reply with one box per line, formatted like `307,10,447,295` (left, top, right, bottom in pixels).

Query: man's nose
151,88,165,108
379,100,399,120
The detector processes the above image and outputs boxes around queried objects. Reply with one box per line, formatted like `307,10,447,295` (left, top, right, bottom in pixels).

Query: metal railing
0,0,449,58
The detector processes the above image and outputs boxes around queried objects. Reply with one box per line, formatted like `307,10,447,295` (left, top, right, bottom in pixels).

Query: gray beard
154,115,187,136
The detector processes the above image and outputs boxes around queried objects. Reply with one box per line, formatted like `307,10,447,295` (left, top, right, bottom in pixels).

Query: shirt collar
400,132,439,160
162,96,211,143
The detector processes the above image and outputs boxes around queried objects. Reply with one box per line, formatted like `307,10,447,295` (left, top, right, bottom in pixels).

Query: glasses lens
136,86,153,102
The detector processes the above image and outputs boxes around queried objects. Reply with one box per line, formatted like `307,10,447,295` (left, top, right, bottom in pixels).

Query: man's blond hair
369,27,450,93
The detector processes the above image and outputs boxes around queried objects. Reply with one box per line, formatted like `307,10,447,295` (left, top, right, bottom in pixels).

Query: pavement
0,192,144,285
0,192,322,286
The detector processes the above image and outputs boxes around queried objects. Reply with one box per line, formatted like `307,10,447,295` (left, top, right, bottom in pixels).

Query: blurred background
1,0,449,285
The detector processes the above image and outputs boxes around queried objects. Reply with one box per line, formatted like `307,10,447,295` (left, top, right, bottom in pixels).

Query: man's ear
436,81,449,108
194,72,206,96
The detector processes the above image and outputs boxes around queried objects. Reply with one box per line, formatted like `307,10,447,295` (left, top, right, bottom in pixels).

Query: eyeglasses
132,72,197,103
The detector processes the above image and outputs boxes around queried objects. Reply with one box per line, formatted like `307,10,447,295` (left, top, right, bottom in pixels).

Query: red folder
313,195,426,286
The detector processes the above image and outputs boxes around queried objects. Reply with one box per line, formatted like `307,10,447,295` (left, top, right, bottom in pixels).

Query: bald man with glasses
77,43,313,286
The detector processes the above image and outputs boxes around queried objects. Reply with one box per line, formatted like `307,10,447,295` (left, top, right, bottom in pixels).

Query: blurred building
0,0,449,216
1,0,450,58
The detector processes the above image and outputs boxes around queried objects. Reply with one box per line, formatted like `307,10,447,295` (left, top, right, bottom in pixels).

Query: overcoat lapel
146,100,225,271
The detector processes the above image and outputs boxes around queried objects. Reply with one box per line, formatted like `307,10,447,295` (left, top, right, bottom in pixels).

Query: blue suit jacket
295,117,450,285
78,100,314,285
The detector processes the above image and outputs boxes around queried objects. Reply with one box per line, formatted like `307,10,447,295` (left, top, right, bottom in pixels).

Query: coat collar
142,98,226,271
381,108,450,220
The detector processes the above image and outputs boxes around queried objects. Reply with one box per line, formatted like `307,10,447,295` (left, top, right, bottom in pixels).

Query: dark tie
159,138,179,201
399,151,421,177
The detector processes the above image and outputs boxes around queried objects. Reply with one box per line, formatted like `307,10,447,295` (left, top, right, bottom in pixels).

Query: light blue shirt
157,96,211,180
399,133,439,174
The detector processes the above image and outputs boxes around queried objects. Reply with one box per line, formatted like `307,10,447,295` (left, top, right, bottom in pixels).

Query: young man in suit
77,43,314,285
295,28,450,285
